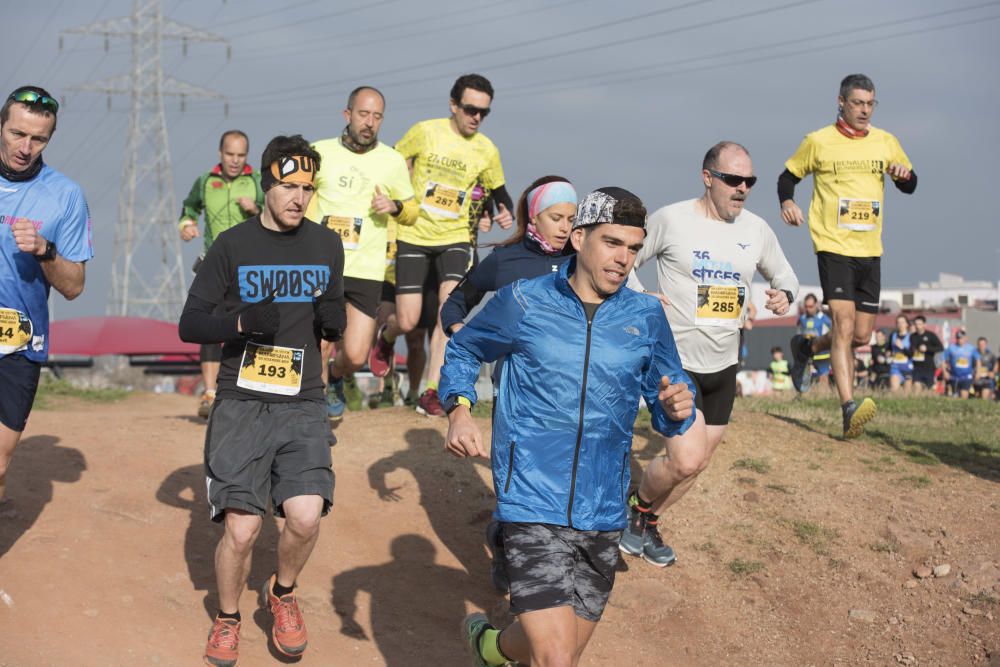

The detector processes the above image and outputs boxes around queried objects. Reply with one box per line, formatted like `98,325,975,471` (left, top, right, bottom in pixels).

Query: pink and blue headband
527,181,577,220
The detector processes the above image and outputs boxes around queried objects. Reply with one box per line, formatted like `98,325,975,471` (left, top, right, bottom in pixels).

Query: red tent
48,316,198,357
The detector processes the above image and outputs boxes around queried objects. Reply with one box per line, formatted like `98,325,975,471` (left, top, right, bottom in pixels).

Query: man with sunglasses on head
305,86,417,422
779,73,917,437
0,85,92,517
368,73,514,418
621,141,798,568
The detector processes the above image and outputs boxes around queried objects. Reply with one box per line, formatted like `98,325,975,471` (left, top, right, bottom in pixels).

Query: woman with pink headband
440,175,577,338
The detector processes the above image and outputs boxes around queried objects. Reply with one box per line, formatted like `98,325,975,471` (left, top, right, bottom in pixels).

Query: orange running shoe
203,616,240,667
260,574,308,657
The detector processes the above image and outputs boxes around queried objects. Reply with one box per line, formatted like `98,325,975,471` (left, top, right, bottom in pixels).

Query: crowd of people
0,70,937,666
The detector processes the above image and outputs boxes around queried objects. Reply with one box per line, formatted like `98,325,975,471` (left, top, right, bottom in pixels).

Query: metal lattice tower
64,0,228,319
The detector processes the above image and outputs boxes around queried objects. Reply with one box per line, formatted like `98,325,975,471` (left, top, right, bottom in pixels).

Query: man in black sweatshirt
909,315,943,391
179,134,346,667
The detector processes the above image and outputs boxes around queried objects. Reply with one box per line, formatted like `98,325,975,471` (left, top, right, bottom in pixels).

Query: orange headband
267,155,316,187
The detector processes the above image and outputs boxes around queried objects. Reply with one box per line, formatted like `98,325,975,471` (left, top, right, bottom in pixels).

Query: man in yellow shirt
778,73,918,437
307,86,417,422
369,74,514,417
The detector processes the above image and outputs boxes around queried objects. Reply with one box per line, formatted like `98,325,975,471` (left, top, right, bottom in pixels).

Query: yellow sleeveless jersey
395,118,505,247
785,125,911,258
306,138,414,282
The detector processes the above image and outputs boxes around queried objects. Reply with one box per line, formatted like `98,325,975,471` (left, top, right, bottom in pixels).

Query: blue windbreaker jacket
440,259,695,531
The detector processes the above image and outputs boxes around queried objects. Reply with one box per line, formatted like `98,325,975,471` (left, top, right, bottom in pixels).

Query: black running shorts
343,277,383,320
686,364,738,426
381,273,440,330
204,399,334,522
817,251,881,314
0,354,41,432
394,241,471,294
502,522,622,622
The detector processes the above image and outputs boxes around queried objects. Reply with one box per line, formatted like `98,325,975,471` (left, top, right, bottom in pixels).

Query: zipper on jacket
566,301,600,527
504,441,516,493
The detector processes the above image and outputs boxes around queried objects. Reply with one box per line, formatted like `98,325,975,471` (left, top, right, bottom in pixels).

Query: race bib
912,351,925,362
893,352,908,364
695,285,744,327
0,308,33,354
838,198,880,231
323,215,363,250
385,239,397,267
956,357,970,369
237,342,303,396
421,181,467,219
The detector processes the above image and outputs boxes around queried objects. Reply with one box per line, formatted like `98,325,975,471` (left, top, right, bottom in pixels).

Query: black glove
240,294,280,337
315,298,346,342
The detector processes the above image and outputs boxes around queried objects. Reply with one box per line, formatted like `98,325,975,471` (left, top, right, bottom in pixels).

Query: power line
216,0,818,109
393,1,1000,106
212,0,324,28
233,0,403,40
1,0,67,92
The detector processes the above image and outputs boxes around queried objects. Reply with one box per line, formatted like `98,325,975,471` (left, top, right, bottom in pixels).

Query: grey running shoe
327,378,346,423
461,612,493,667
485,521,508,593
843,397,877,438
642,525,677,567
789,334,813,393
618,504,646,557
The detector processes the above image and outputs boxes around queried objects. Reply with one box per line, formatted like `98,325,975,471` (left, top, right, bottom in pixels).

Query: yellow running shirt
395,118,505,247
307,138,414,282
785,125,911,258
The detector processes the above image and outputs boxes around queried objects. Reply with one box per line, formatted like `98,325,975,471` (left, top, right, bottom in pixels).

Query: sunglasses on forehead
707,168,756,188
458,103,490,119
7,89,59,115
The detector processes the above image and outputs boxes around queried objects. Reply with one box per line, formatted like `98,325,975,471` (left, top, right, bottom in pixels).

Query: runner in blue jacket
440,187,695,667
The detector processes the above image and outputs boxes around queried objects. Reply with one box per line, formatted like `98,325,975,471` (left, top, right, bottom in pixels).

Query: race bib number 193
0,308,32,354
695,285,744,327
237,342,304,396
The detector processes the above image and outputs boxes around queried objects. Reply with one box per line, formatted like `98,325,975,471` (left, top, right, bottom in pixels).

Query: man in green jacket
179,130,263,418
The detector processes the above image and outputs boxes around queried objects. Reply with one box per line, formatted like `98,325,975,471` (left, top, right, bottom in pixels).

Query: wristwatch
38,239,57,262
781,289,794,306
390,199,403,218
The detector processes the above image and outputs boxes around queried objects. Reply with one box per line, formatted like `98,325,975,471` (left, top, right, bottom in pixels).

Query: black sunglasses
708,168,756,188
7,89,59,115
458,103,490,119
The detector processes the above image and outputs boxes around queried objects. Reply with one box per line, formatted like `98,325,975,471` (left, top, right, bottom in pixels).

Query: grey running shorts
204,399,334,522
502,522,622,622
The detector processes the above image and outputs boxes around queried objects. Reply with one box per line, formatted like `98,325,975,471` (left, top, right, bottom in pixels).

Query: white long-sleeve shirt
635,199,799,373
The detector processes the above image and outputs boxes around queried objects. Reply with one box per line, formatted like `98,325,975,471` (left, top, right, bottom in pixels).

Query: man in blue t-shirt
0,86,93,513
797,293,832,388
942,329,976,398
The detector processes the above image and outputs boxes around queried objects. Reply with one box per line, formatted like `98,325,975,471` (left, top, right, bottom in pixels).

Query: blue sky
5,0,999,318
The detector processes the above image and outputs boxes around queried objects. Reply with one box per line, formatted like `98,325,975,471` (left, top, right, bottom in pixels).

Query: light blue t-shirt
943,343,977,380
0,163,92,362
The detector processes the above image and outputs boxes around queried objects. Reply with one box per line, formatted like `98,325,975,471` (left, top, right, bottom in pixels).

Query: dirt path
1,393,997,666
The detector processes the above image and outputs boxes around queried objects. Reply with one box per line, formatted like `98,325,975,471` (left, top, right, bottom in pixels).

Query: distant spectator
974,336,997,400
908,315,943,392
888,314,913,393
868,329,891,390
942,329,976,398
769,346,791,391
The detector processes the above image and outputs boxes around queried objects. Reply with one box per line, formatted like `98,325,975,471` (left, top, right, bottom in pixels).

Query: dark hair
260,134,321,172
1,85,57,131
702,141,749,171
839,73,875,100
913,315,926,323
450,74,494,103
501,175,572,247
771,346,783,354
978,336,988,344
347,86,385,109
803,292,818,305
219,129,249,151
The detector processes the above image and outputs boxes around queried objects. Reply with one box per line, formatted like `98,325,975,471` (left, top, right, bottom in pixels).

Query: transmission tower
64,0,229,320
